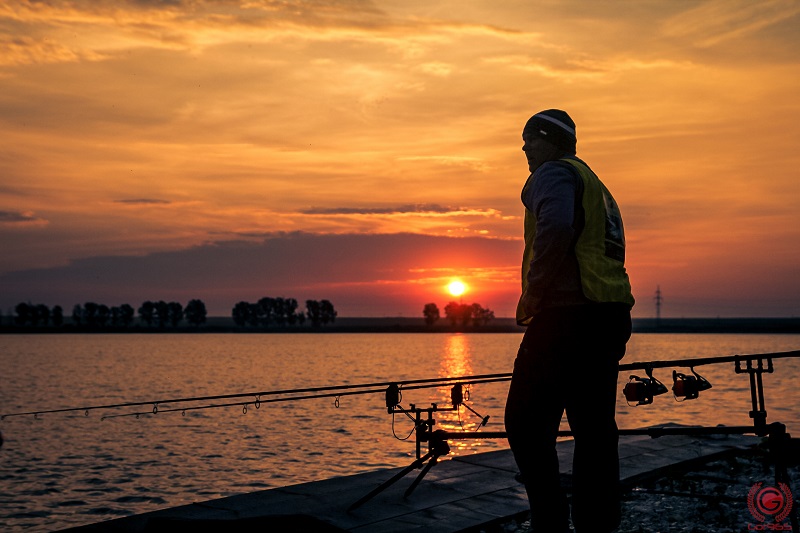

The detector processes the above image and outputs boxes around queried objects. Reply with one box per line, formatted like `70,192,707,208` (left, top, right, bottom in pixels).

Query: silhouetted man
504,109,634,533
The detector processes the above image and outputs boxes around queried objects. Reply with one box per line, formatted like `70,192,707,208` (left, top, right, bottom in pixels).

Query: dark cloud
113,198,172,205
0,210,45,223
302,204,456,215
0,232,520,316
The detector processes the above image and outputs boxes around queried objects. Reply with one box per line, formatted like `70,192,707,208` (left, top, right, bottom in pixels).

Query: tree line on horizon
422,301,495,328
7,298,498,330
232,297,337,328
6,298,339,330
7,300,208,329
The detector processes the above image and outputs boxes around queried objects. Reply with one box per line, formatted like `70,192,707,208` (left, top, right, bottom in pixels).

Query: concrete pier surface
61,430,761,532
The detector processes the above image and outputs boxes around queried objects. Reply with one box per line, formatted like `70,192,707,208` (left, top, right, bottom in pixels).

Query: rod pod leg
404,430,451,497
767,424,798,532
404,454,441,498
348,451,435,512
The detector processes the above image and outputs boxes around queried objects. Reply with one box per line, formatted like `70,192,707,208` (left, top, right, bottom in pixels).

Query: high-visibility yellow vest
516,158,634,325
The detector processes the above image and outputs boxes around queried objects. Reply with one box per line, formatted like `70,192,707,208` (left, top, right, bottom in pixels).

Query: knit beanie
523,109,577,153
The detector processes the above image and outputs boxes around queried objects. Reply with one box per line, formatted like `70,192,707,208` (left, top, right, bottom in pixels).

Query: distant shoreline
1,317,799,334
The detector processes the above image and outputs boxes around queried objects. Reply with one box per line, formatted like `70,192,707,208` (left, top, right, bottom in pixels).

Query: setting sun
447,280,467,298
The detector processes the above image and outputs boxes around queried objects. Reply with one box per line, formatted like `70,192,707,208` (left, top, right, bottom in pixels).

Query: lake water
1,332,799,531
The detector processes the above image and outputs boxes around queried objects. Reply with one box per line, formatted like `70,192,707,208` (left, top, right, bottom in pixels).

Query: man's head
522,109,577,172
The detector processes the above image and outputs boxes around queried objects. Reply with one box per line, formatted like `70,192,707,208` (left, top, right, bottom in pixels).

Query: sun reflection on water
441,334,473,380
436,334,489,453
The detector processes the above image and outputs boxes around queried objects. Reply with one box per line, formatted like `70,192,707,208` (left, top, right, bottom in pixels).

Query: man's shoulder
534,158,582,183
558,156,597,176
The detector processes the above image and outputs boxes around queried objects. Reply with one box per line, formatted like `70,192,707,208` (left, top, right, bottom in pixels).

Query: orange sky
2,0,800,318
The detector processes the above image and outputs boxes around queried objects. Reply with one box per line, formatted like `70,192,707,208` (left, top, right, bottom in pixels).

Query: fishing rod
0,373,510,420
618,350,800,371
2,351,798,422
99,376,511,420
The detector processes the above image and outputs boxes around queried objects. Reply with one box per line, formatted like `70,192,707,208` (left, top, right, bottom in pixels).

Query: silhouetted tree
167,301,183,327
283,298,300,325
119,304,135,327
154,300,169,328
138,301,155,327
248,303,262,327
185,299,207,327
306,299,322,327
444,301,470,326
83,302,99,327
72,304,83,326
443,301,495,328
257,297,276,327
470,303,495,327
423,303,440,326
34,304,50,326
51,305,64,327
274,297,288,326
320,300,337,325
97,304,110,327
110,306,121,326
232,301,251,327
14,302,32,326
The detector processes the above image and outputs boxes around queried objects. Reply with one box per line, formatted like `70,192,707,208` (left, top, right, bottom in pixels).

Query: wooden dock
61,430,760,532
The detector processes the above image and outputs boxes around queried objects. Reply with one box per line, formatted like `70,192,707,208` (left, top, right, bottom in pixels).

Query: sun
447,280,467,298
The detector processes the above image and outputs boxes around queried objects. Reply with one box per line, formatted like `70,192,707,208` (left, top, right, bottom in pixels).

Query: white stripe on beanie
533,112,576,135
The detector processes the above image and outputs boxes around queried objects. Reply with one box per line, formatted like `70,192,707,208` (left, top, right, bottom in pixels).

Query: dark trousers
504,303,631,533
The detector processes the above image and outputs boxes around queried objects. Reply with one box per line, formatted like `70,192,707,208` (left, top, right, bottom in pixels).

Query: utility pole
654,285,663,325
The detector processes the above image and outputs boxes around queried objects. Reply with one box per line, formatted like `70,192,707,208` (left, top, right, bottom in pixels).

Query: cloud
302,204,465,215
662,0,800,48
0,1,388,68
0,36,108,66
284,205,512,238
0,210,48,226
0,0,532,72
395,156,491,172
113,198,172,205
417,61,454,77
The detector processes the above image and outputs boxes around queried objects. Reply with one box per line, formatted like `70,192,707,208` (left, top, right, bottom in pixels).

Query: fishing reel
672,368,712,401
385,383,402,412
450,383,490,427
623,367,668,406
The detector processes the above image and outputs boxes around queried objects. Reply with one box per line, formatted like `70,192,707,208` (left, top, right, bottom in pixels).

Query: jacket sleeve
522,161,581,312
